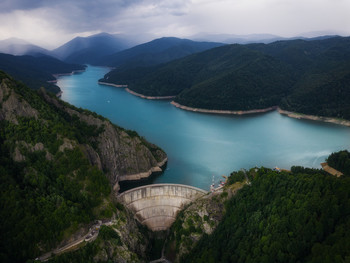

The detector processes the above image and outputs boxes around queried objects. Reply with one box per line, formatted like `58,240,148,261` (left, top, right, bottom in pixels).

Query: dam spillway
118,184,207,231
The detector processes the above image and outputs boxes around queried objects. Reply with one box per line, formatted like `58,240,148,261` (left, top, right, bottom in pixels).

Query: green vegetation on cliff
182,166,350,263
327,150,350,175
0,71,165,262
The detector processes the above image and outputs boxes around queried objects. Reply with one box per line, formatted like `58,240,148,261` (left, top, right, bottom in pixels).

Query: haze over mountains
1,31,339,60
0,38,51,57
1,31,350,121
50,33,136,64
96,37,225,68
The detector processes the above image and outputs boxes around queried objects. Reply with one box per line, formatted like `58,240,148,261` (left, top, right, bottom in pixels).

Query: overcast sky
0,0,349,49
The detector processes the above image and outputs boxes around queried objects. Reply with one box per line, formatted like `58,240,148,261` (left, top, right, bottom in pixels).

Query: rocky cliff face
0,76,39,123
0,73,167,192
92,206,150,262
164,183,245,262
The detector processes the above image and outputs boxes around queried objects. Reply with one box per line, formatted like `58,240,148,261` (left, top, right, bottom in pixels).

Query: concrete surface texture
118,184,207,231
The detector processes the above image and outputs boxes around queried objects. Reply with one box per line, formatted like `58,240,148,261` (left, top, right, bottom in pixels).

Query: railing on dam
118,184,207,231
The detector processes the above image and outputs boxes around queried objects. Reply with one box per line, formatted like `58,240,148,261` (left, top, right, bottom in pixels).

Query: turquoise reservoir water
57,66,350,190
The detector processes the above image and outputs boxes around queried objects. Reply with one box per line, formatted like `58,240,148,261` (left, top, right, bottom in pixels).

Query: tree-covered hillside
0,71,165,262
101,36,350,120
327,150,350,175
0,53,85,94
98,37,224,68
181,166,350,263
52,32,134,64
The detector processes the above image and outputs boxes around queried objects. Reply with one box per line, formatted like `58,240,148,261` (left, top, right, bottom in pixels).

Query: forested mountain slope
101,36,350,120
0,71,166,262
170,166,350,263
51,32,134,64
0,53,85,94
98,37,224,68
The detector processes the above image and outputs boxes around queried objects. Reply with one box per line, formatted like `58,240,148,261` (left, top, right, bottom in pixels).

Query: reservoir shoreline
277,108,350,127
118,157,168,182
171,101,350,127
57,66,350,191
99,77,350,127
171,101,278,115
98,82,176,100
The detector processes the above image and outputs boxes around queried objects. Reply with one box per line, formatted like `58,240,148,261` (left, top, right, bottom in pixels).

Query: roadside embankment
321,162,343,177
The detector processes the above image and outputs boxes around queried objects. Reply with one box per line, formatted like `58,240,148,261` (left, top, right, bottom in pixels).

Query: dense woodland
327,150,350,175
182,167,350,262
102,36,350,120
0,53,85,93
0,72,120,262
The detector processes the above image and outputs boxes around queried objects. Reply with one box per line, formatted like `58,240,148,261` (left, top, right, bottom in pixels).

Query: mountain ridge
101,36,350,121
96,36,225,68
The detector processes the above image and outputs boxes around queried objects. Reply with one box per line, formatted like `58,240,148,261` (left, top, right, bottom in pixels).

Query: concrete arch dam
118,184,207,231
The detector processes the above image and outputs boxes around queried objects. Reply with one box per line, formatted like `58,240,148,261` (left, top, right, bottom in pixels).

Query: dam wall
118,184,207,231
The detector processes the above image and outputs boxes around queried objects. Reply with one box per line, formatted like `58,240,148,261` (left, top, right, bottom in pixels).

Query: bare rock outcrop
0,78,39,123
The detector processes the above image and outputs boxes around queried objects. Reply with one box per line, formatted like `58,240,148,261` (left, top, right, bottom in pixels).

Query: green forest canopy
102,36,350,120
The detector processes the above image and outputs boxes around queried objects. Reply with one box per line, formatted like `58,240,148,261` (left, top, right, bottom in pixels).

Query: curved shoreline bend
171,101,350,127
98,82,176,100
99,83,350,127
53,69,87,97
171,101,278,115
277,108,350,127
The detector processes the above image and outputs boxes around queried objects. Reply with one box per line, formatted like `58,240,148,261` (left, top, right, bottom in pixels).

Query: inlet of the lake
57,66,350,191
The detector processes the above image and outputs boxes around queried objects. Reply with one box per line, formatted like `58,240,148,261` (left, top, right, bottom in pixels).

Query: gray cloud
0,0,349,48
0,0,46,12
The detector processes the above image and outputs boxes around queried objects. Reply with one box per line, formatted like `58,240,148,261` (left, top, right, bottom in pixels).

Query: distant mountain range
50,32,136,64
0,33,224,67
0,33,137,64
190,32,342,44
0,38,50,57
96,37,224,68
101,36,350,120
1,32,349,121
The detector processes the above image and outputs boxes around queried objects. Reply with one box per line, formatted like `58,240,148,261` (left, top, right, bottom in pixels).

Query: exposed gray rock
0,78,39,124
82,144,103,170
58,138,76,152
165,183,245,262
